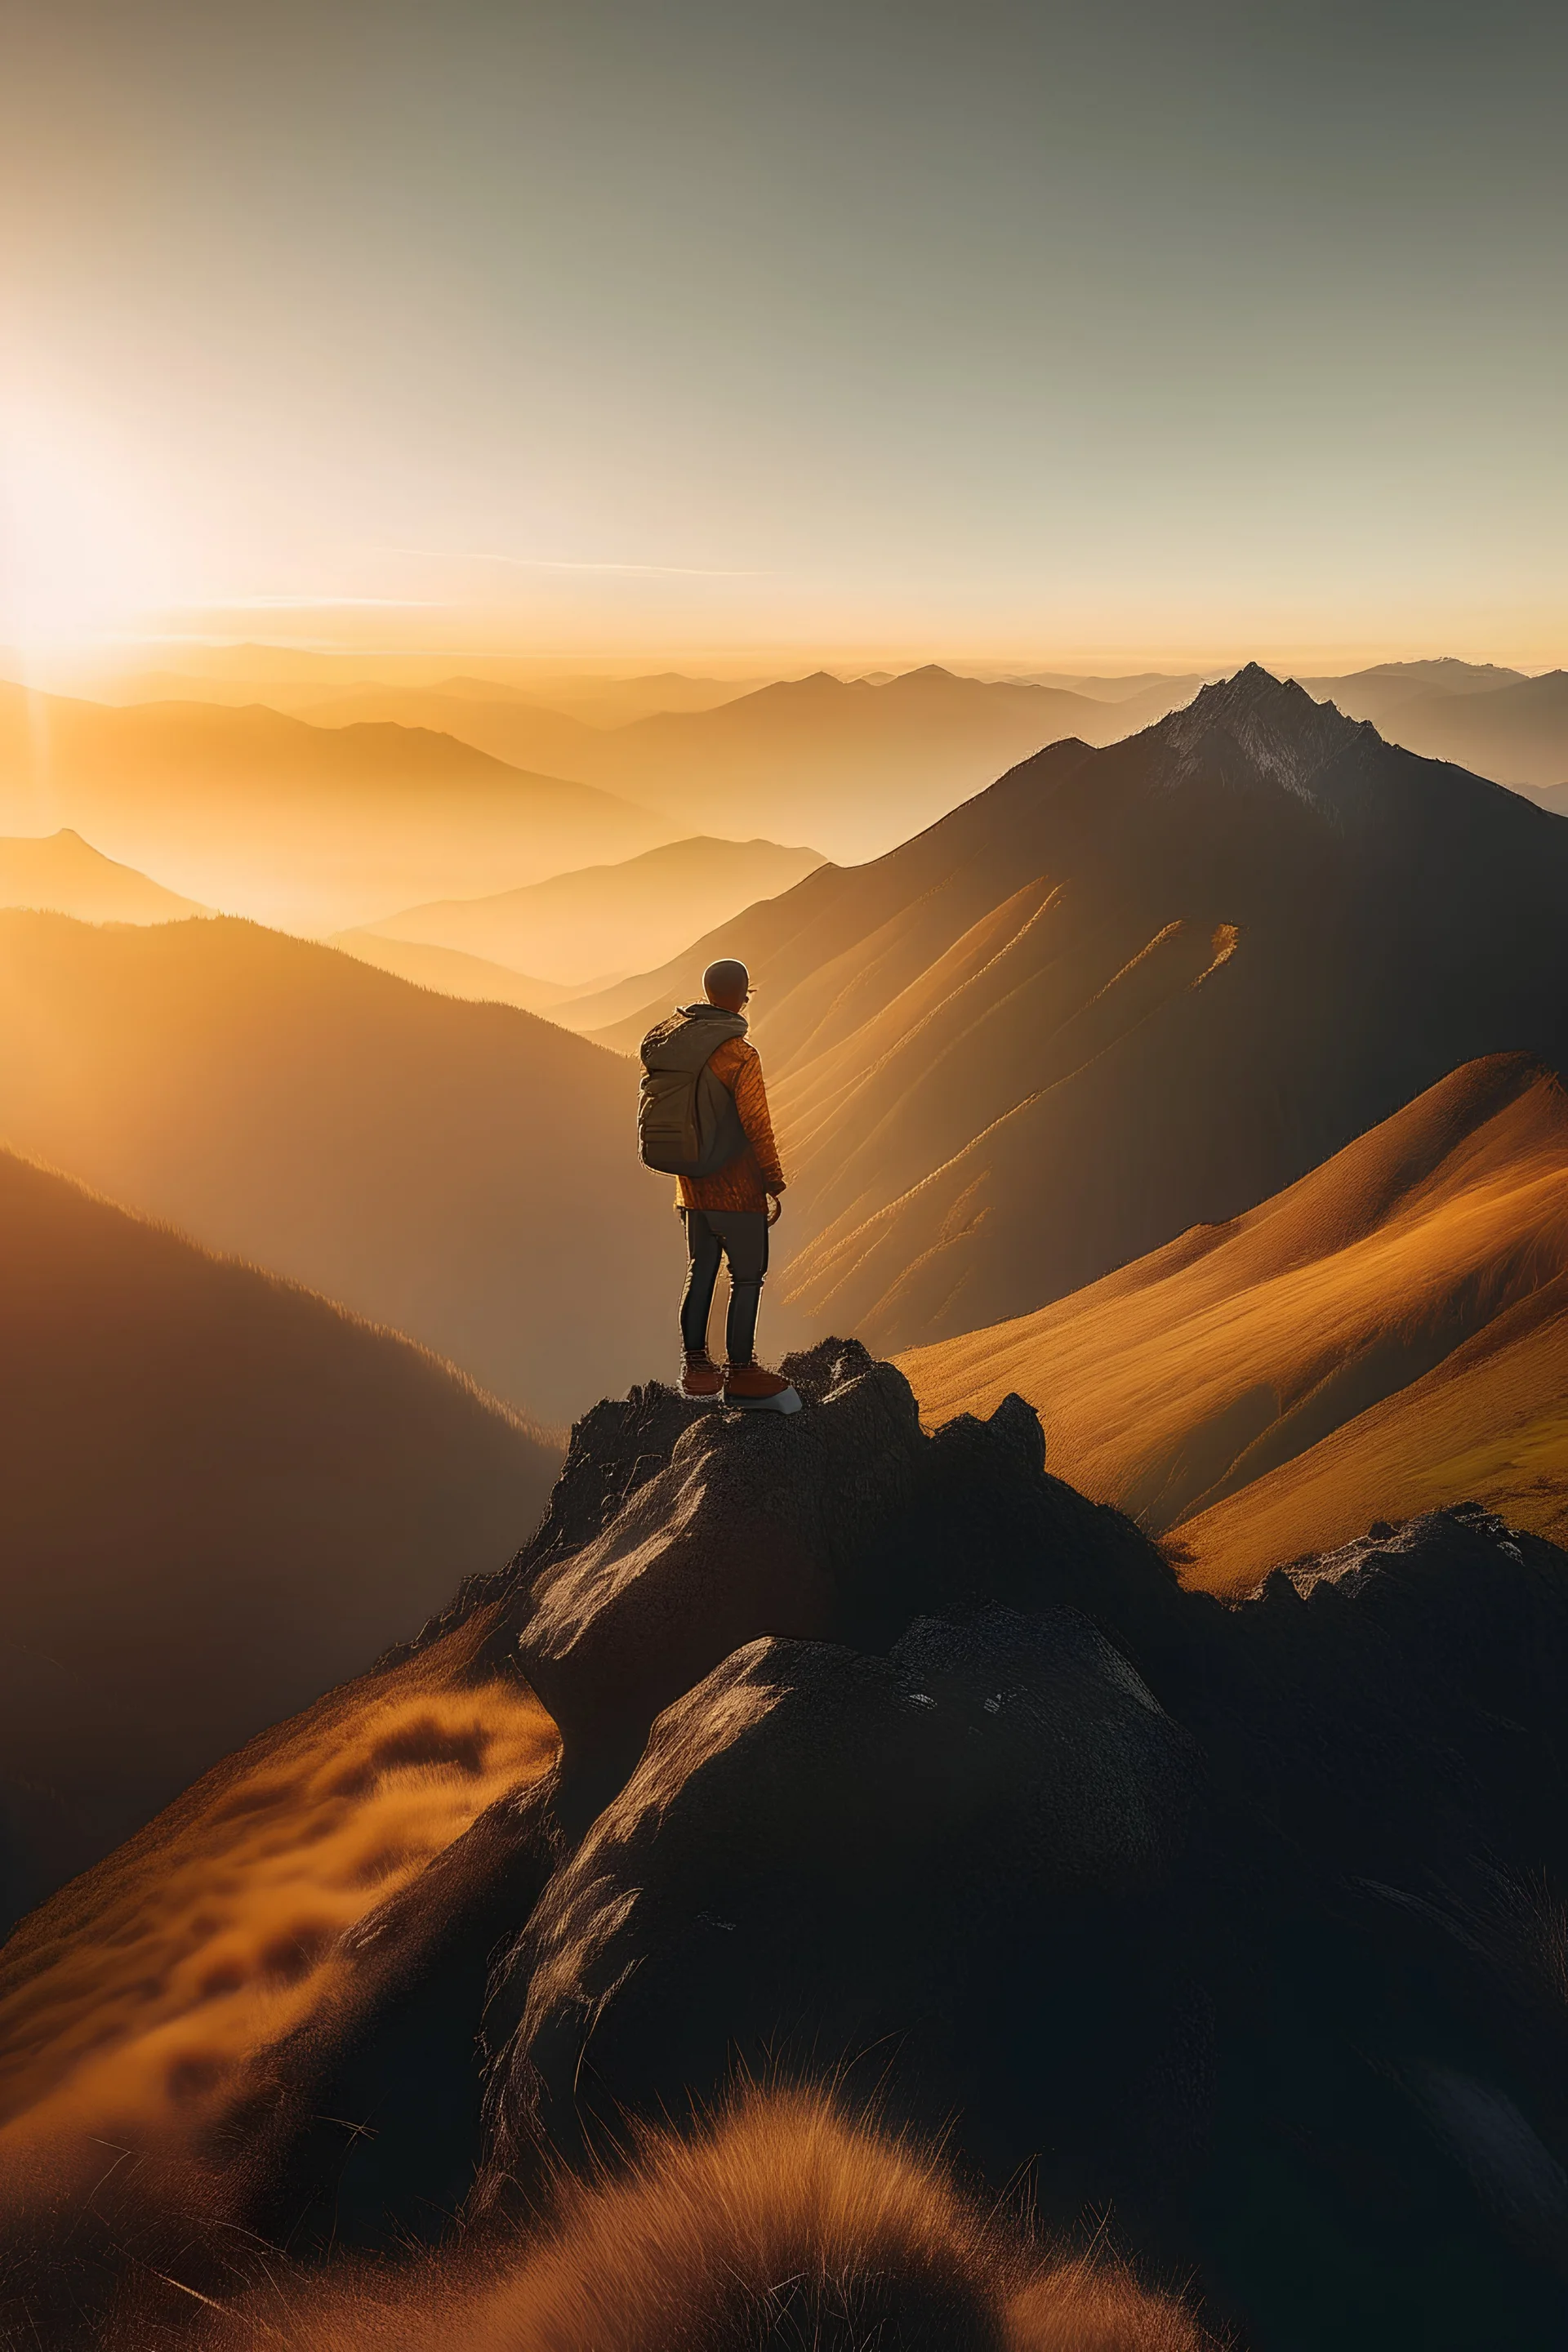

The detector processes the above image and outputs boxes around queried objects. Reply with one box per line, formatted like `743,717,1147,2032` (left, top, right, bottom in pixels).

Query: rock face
512,1349,926,1763
483,1608,1200,2245
456,1350,1568,2350
15,1341,1568,2352
404,1338,1199,1780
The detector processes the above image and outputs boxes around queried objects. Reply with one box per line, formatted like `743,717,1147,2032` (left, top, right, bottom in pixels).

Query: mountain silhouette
899,1054,1568,1579
328,928,581,1012
0,912,675,1421
0,1147,557,1924
274,665,1196,866
0,828,208,923
1295,657,1526,727
366,835,827,987
0,684,675,929
1366,669,1568,793
553,663,1196,860
585,668,1568,1358
302,681,608,781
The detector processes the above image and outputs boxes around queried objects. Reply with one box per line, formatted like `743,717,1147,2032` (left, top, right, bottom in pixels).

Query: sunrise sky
2,0,1564,671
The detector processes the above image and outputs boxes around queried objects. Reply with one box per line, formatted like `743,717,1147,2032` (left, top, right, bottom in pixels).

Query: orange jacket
675,1033,786,1213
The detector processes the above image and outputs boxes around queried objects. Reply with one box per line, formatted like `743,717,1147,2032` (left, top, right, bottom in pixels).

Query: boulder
480,1606,1203,2250
511,1343,927,1763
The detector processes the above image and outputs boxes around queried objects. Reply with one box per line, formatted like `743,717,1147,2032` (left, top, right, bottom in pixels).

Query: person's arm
731,1045,786,1193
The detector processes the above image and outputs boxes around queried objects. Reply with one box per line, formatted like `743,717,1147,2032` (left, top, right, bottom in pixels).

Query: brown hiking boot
680,1354,724,1399
723,1361,803,1414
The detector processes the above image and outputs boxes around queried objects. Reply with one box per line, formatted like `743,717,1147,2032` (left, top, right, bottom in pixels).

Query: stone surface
481,1607,1201,2245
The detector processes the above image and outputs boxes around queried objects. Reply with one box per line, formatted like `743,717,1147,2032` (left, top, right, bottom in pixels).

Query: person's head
703,958,751,1013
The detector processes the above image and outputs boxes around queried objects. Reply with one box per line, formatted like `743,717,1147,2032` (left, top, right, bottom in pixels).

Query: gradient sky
2,0,1565,666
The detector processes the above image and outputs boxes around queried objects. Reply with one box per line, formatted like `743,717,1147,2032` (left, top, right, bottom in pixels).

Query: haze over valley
0,910,676,1420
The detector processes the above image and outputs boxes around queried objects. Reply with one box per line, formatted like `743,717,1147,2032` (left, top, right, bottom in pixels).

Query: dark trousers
680,1207,768,1365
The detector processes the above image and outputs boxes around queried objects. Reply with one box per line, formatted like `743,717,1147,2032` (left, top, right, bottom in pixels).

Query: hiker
637,958,801,1412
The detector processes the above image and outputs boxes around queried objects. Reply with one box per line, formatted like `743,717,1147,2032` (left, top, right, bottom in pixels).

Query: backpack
638,1006,749,1177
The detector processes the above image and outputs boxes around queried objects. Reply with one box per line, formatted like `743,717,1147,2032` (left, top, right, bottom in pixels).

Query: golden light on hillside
898,1058,1568,1592
0,1635,558,2207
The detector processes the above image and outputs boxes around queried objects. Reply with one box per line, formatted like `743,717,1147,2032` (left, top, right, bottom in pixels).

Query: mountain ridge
898,1052,1568,1580
0,911,676,1420
0,827,209,923
556,667,1568,1362
0,683,677,927
366,834,828,986
0,1146,558,1922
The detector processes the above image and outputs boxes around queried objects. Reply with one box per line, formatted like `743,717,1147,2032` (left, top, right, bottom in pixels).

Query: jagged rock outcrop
14,1344,1568,2352
399,1337,1200,1779
512,1348,926,1763
292,1351,1568,2349
480,1608,1200,2243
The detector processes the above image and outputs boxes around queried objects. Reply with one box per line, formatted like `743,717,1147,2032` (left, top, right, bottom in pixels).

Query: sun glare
0,402,180,660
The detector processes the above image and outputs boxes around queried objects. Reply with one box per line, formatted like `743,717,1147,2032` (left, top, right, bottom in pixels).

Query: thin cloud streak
180,595,452,610
384,548,770,578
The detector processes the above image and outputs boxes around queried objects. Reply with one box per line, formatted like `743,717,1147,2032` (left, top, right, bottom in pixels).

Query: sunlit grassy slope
0,1610,556,2211
899,1055,1568,1592
1178,1272,1568,1588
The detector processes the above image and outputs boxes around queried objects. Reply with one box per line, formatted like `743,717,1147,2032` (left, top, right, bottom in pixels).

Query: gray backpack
638,1005,749,1177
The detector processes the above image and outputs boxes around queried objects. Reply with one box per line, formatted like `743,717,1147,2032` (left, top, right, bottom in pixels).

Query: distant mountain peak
1156,664,1374,803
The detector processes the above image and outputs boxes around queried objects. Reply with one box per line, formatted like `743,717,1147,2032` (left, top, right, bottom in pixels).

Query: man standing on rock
637,958,801,1411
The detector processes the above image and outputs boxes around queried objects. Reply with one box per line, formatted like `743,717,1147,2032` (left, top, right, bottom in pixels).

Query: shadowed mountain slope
0,829,208,922
1370,670,1568,793
367,835,827,987
0,684,674,929
582,669,1568,1359
0,913,672,1421
899,1056,1568,1580
7,1343,1568,2350
0,1148,558,1922
1296,658,1526,728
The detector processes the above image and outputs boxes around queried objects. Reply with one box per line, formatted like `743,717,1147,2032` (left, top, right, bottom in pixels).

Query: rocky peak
1154,662,1377,804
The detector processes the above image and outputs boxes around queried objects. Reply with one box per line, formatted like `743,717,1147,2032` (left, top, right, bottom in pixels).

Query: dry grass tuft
0,1630,557,2206
1006,2255,1214,2350
194,2087,1213,2351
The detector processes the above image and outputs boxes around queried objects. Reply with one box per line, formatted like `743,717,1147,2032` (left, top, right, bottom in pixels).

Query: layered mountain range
301,662,1202,864
0,912,676,1421
585,669,1568,1365
361,834,826,987
0,684,674,929
1334,667,1568,794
